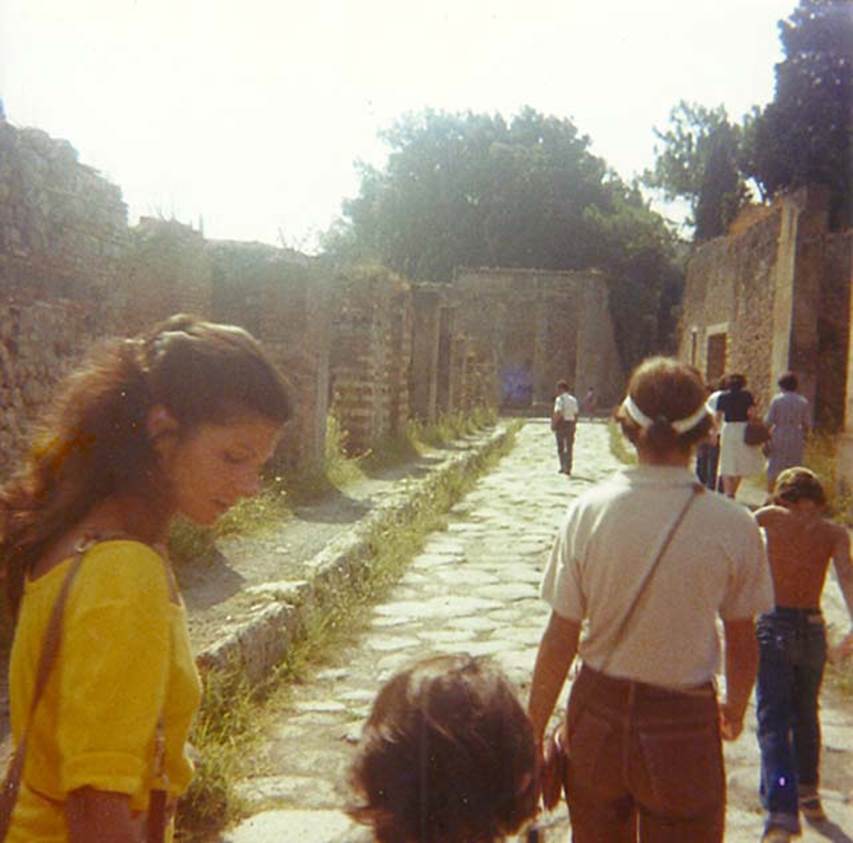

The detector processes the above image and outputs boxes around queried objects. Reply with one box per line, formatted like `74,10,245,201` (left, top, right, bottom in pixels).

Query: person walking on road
696,376,726,491
764,372,811,493
753,468,853,842
529,356,773,842
716,373,765,499
581,386,597,419
552,380,579,476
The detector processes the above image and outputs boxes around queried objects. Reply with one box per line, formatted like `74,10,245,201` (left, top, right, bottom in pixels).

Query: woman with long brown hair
529,357,773,842
0,314,291,842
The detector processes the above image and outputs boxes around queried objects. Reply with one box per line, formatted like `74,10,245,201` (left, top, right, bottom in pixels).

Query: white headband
621,395,709,434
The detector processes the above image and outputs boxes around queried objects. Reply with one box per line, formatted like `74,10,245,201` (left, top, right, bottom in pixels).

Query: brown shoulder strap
599,483,704,674
0,531,132,839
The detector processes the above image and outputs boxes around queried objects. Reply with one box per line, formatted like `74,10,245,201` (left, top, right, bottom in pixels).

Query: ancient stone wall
1,117,631,478
0,122,130,471
842,235,853,479
452,267,624,411
328,267,412,455
409,285,445,423
388,286,413,436
678,206,781,407
678,187,850,427
207,242,331,468
120,218,213,334
0,120,334,473
816,231,852,429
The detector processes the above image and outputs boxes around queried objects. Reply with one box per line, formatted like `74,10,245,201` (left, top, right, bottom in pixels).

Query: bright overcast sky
2,0,794,251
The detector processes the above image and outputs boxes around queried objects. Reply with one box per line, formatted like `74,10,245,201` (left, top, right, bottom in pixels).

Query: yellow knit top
7,540,202,841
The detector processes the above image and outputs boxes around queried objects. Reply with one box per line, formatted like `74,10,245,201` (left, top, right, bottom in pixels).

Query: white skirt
718,421,765,477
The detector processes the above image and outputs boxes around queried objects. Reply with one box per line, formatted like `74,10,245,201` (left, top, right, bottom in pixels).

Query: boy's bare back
755,504,849,609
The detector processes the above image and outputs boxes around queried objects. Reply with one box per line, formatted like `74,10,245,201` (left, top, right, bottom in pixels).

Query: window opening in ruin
690,329,698,366
706,333,727,383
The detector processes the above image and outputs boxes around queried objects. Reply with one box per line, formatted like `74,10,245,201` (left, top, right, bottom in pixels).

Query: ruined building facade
453,267,624,411
0,119,625,472
678,186,853,474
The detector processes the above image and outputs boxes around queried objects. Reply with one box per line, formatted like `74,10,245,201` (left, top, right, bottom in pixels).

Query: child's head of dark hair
772,467,826,508
348,654,538,843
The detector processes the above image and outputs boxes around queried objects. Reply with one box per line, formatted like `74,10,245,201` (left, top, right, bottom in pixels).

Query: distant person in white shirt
552,380,579,475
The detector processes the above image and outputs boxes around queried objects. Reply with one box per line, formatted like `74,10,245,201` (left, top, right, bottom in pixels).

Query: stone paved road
221,420,853,843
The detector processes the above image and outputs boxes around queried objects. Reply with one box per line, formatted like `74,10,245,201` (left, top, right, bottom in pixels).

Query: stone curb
195,424,515,686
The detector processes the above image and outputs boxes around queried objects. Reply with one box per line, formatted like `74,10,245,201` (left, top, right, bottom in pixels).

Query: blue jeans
695,442,719,490
756,607,827,832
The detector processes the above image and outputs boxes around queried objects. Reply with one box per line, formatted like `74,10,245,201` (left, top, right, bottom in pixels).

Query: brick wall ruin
452,267,625,411
1,119,627,473
678,186,851,430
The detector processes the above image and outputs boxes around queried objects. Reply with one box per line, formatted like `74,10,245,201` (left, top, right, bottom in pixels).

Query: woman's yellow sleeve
57,542,171,798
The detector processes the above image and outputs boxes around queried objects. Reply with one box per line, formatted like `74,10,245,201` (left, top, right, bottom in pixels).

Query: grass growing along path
174,415,519,841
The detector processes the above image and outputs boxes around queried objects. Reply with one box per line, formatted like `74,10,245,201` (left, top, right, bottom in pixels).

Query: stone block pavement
223,420,852,842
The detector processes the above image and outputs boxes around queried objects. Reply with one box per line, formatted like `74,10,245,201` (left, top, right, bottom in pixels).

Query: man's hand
719,703,744,741
721,617,759,742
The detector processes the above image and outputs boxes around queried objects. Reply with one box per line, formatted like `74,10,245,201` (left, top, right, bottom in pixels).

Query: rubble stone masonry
679,187,851,430
1,119,626,475
452,267,624,411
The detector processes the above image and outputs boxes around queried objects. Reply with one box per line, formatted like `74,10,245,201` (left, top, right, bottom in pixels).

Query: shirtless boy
754,467,853,842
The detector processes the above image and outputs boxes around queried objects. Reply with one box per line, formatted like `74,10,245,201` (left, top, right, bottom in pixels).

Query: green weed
173,421,519,840
168,408,500,566
175,669,260,841
803,431,853,526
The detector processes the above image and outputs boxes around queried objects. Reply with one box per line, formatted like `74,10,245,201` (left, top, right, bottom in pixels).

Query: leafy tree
644,101,748,240
740,0,852,226
328,108,683,368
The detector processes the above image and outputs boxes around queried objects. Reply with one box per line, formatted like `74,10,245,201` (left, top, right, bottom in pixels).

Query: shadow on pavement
179,546,247,610
809,819,853,843
293,487,373,524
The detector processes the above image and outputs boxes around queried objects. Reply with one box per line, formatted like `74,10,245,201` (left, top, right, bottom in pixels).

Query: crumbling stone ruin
0,119,626,473
678,185,853,474
453,267,624,412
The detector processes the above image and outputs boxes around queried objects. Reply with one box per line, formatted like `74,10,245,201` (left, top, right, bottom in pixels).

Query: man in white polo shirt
530,357,773,842
552,379,580,476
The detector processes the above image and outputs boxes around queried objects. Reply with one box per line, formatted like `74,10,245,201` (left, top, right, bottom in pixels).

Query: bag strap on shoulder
599,482,704,674
0,530,166,840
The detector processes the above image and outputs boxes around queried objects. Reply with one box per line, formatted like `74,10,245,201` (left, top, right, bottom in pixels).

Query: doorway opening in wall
500,362,534,408
706,333,727,383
